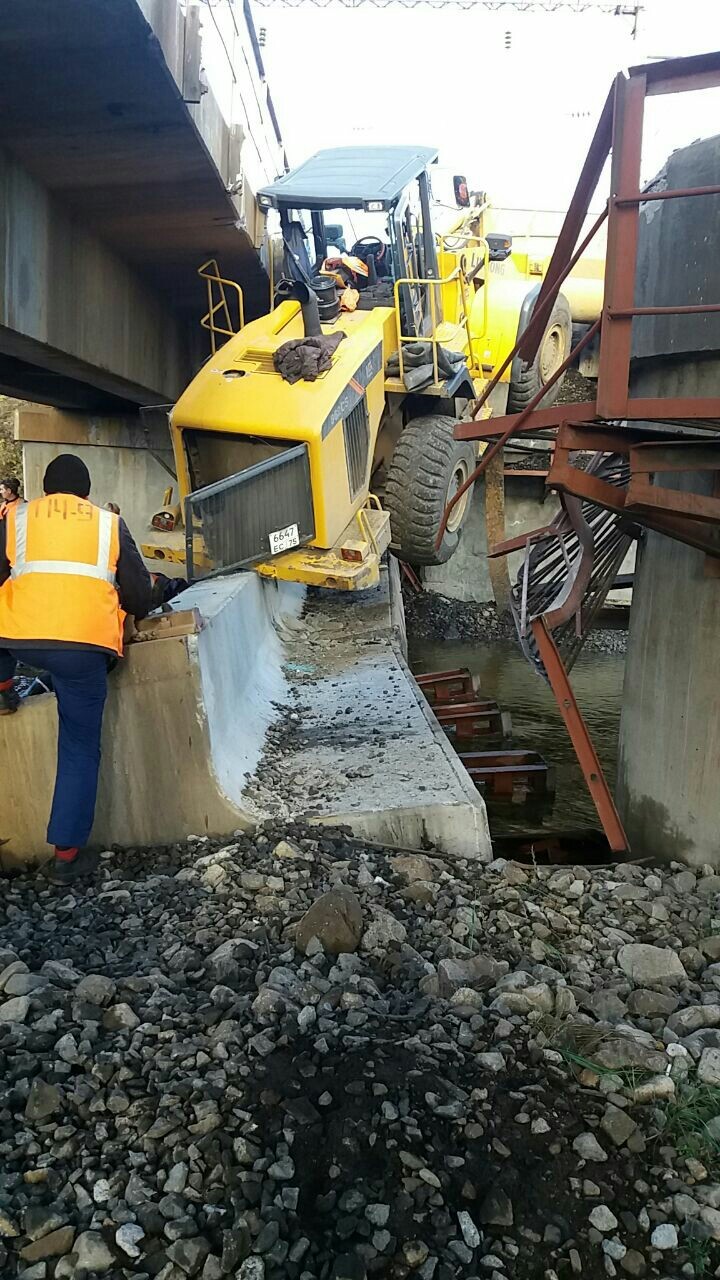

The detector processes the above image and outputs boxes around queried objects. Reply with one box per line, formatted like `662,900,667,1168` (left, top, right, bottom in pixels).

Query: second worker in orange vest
0,476,21,519
0,454,152,883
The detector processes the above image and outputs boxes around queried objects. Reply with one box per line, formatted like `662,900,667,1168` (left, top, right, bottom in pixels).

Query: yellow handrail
392,254,486,387
356,493,382,559
438,232,490,339
198,259,245,354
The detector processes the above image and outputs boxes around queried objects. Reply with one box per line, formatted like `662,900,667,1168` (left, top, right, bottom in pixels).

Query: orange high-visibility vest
0,494,123,655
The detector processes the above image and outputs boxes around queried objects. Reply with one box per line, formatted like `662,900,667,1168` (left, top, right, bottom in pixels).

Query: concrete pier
617,472,720,864
617,135,720,865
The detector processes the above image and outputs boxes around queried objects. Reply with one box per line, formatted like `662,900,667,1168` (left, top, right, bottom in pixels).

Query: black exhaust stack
275,279,322,337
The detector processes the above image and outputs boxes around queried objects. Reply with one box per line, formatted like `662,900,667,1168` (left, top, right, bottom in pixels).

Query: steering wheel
352,236,385,261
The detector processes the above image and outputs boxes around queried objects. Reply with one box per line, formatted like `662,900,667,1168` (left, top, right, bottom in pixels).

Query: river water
408,637,626,837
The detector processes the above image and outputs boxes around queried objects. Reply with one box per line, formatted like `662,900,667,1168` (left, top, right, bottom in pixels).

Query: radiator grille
185,444,315,580
343,395,370,498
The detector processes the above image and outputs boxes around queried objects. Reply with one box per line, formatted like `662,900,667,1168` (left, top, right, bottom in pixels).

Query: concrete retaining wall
1,566,490,869
0,574,299,867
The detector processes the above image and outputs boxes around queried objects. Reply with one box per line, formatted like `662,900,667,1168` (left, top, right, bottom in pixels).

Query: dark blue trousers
0,647,108,848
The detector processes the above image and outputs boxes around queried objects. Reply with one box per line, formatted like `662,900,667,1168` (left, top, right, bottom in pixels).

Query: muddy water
408,637,625,836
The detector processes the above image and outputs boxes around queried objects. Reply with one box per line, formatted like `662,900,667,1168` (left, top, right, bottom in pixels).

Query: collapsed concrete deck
1,564,491,868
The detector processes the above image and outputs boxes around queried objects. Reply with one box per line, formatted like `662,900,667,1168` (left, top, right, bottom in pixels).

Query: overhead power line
250,0,640,15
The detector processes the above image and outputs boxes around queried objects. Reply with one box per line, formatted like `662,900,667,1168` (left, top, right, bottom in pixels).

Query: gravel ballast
404,592,628,657
2,828,720,1279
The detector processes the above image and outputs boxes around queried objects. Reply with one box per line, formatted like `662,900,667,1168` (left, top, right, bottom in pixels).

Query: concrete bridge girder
0,149,189,409
0,0,283,409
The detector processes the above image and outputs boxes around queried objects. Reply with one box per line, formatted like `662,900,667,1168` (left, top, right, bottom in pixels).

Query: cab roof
257,145,439,211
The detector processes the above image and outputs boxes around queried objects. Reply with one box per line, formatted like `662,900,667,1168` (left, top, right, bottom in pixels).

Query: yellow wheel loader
142,146,575,590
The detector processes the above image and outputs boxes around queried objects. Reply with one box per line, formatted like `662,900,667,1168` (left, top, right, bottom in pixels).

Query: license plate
269,522,300,555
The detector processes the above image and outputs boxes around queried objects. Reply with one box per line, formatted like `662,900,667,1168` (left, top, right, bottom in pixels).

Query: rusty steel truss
438,51,720,855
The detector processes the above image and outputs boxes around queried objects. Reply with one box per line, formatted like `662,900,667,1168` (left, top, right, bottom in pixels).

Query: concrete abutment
617,134,720,866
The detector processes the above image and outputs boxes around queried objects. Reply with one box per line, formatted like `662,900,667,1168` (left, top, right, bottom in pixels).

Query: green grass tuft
685,1235,718,1277
660,1082,720,1176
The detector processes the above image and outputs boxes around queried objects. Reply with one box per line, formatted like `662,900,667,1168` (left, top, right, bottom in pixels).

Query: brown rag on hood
274,332,346,384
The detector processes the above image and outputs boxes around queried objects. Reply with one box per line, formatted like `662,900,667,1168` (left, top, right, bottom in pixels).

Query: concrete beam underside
0,0,276,407
0,148,189,407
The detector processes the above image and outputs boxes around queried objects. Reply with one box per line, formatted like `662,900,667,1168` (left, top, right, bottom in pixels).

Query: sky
250,0,720,210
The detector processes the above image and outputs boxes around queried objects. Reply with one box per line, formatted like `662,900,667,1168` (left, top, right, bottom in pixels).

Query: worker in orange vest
0,454,152,883
0,476,21,518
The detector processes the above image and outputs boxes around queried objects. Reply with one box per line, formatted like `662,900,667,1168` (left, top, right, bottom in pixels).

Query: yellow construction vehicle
455,196,605,393
142,146,577,589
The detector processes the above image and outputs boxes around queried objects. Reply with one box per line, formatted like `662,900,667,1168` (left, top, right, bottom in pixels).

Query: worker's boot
48,848,99,886
0,679,19,715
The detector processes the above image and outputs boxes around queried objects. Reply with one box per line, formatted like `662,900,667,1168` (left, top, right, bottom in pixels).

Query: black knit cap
43,454,91,499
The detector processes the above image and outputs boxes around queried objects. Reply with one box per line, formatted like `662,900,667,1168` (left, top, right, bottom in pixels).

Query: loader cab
257,145,442,338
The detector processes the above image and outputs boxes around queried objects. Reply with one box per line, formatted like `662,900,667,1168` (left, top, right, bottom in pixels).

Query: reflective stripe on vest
10,503,117,585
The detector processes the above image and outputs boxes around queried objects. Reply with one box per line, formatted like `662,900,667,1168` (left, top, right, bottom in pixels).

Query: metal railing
392,260,484,388
198,258,245,354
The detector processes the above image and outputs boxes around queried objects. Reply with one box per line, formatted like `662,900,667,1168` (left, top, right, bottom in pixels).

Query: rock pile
2,828,720,1279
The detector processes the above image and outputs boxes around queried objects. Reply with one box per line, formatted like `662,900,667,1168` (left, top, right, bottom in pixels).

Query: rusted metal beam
548,459,720,557
484,449,512,613
615,184,720,205
478,400,720,456
624,397,720,421
548,460,627,510
458,750,553,801
630,441,720,472
399,561,423,593
629,50,720,96
610,303,720,318
626,483,720,525
434,700,511,744
438,319,601,549
597,69,646,418
646,70,720,96
531,617,629,854
455,401,597,442
489,525,557,558
416,668,479,705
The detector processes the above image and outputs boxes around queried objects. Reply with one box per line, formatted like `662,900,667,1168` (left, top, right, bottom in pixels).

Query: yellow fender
468,267,541,384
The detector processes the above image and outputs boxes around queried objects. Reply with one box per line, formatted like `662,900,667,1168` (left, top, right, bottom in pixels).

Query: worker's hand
122,614,138,644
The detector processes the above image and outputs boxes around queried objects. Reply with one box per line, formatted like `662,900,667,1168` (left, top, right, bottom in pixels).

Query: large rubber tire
385,414,476,567
506,293,572,414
